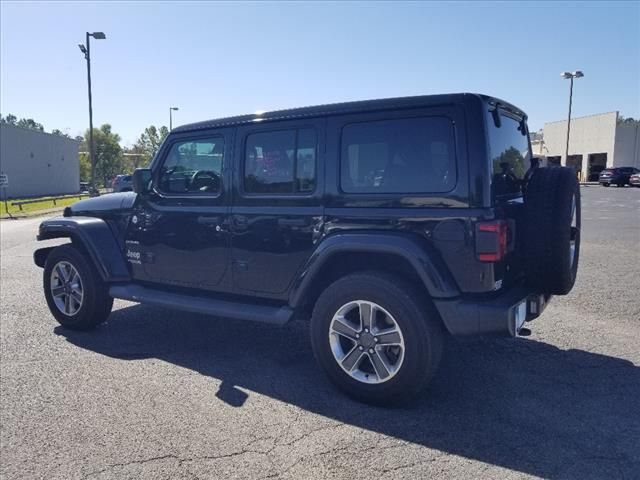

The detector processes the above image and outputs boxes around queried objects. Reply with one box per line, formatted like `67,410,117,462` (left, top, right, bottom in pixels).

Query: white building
0,123,80,198
537,112,640,181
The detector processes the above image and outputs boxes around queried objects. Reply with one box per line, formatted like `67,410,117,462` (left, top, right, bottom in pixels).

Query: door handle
278,218,306,227
197,216,220,226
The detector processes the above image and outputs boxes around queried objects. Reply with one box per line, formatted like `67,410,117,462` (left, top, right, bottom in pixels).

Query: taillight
476,220,508,262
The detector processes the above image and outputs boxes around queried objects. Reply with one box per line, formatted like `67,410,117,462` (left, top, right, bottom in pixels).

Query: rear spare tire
523,167,580,295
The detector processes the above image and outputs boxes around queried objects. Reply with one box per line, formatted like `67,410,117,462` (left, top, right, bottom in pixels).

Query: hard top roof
172,93,526,133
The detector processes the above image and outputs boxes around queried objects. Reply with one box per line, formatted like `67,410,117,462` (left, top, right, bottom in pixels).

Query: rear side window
244,128,317,194
340,117,456,194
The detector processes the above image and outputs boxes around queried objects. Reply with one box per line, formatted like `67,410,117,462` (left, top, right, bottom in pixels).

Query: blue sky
1,1,639,146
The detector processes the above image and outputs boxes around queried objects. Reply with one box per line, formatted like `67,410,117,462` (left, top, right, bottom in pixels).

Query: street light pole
561,70,584,171
85,33,95,194
169,107,179,130
79,32,106,195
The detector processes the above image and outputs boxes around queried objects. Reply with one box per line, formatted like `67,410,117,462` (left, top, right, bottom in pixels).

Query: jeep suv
34,94,580,404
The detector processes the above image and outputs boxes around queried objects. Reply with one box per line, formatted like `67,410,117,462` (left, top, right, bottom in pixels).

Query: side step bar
109,284,292,326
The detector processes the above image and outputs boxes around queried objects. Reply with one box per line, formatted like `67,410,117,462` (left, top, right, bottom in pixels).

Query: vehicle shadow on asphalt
54,304,640,479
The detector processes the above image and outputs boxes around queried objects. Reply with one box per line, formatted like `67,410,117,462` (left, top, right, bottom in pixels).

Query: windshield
486,108,531,200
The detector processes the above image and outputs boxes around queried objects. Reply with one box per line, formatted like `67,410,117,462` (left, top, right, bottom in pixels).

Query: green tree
51,129,72,138
122,144,147,173
134,125,169,165
617,116,640,126
16,118,44,131
83,124,123,187
79,152,92,182
0,114,18,125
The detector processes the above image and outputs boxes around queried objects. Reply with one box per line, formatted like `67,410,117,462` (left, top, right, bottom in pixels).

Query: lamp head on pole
561,71,584,79
170,107,179,111
90,32,106,40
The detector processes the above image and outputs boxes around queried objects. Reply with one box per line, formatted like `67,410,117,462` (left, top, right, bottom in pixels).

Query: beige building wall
543,112,618,174
0,123,80,198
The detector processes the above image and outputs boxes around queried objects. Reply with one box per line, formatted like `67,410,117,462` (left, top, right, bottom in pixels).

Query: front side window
487,109,531,199
158,137,224,194
244,128,317,194
340,117,456,193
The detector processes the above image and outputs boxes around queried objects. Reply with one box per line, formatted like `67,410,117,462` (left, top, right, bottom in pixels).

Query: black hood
69,192,137,216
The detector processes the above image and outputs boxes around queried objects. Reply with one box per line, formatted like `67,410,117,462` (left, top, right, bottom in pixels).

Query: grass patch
0,194,88,218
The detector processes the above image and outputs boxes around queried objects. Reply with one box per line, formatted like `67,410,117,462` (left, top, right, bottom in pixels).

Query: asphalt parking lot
1,186,639,480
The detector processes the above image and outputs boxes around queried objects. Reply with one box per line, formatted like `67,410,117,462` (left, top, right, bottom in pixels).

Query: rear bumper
434,284,551,337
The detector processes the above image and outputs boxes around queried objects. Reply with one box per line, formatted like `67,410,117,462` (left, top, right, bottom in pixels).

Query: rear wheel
310,272,443,405
524,167,580,295
43,244,113,330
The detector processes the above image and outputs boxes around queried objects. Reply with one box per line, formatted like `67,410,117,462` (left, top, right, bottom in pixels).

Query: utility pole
561,70,584,177
79,32,106,195
170,107,179,131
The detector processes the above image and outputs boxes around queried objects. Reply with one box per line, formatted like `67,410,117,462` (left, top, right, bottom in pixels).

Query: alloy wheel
329,300,405,384
50,261,84,316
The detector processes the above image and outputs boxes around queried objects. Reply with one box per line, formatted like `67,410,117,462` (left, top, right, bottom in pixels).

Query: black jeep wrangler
34,94,580,404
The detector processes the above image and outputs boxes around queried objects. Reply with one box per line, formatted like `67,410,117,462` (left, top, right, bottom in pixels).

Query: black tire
523,167,580,295
43,244,113,330
310,272,443,405
602,183,610,187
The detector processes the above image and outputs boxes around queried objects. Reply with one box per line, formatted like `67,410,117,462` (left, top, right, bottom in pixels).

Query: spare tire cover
523,167,580,295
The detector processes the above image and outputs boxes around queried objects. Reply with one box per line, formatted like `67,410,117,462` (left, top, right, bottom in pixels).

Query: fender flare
288,232,460,308
35,216,130,282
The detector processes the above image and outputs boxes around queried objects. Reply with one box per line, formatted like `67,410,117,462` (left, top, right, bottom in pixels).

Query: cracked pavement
1,186,639,479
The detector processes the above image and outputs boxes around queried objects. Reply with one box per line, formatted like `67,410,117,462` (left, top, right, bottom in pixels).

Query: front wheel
310,272,443,405
43,244,113,330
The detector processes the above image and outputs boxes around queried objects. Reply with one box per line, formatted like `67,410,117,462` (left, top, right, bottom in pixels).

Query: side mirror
132,168,152,194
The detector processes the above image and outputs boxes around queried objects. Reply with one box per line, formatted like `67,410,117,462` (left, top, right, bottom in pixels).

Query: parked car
629,172,640,187
33,94,581,405
79,182,90,194
112,174,133,192
599,167,640,187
